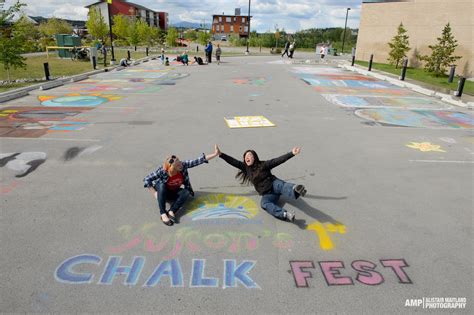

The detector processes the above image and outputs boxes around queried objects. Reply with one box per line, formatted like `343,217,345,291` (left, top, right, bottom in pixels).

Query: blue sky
5,0,361,32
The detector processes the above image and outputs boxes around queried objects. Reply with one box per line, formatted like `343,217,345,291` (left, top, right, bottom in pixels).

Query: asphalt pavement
1,54,472,314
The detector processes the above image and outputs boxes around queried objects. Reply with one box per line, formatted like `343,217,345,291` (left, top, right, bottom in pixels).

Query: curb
339,63,472,109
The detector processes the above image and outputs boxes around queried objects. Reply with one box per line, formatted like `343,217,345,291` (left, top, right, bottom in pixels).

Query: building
212,8,252,39
355,0,473,77
84,0,168,30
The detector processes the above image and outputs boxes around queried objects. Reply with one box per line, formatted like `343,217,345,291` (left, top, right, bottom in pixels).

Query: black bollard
351,55,355,66
104,51,107,67
127,50,131,60
92,56,97,70
448,65,456,83
454,77,466,97
43,62,50,81
368,54,374,71
399,58,408,81
196,45,199,52
146,47,149,56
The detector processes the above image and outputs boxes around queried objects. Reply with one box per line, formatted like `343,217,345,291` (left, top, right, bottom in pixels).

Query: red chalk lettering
380,259,412,284
319,261,353,286
351,260,384,285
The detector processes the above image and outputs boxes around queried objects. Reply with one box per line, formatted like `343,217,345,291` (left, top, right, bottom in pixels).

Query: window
226,17,231,22
244,26,248,32
230,25,234,32
216,25,220,31
219,16,222,22
242,17,246,22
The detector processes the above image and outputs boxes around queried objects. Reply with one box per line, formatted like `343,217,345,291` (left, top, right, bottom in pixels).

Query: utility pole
341,7,351,54
246,0,251,54
107,0,116,64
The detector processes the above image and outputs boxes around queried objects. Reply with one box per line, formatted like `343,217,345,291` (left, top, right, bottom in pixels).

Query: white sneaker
284,210,295,222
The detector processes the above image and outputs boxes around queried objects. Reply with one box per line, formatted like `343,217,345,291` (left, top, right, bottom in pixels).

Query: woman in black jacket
217,145,306,222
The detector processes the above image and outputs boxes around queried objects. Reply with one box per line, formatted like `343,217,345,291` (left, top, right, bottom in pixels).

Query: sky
4,0,361,32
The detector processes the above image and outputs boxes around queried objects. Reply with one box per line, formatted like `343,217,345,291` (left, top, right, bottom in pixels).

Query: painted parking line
409,160,474,164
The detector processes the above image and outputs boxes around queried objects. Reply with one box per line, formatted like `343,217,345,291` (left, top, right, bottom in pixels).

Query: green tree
127,18,141,50
166,27,178,47
197,30,211,45
86,7,108,42
112,14,129,42
184,30,197,41
38,17,72,37
156,29,166,46
387,23,410,68
12,15,42,52
0,1,27,82
419,23,461,76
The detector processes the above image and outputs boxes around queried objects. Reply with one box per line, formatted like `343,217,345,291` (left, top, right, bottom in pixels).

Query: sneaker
294,184,307,198
284,210,295,222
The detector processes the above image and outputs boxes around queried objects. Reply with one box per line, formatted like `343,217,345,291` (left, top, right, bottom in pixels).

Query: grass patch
355,60,473,96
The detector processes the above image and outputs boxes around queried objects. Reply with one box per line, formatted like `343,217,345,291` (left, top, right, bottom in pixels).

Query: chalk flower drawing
406,142,446,152
185,194,259,220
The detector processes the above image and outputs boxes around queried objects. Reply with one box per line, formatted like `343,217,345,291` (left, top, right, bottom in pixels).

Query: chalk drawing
105,225,293,257
0,152,46,177
55,255,259,289
301,77,393,89
232,77,267,86
291,259,411,287
63,145,102,161
0,107,89,137
291,67,345,75
0,180,19,195
355,108,474,129
306,221,346,251
185,193,259,220
314,86,412,96
224,116,275,128
65,83,162,94
39,94,121,107
322,95,451,110
406,142,446,152
439,137,457,144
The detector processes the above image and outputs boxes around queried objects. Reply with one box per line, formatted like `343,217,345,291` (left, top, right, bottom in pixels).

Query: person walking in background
216,44,222,65
288,40,296,59
281,40,290,58
205,41,213,63
320,45,326,61
160,48,165,64
143,146,220,226
216,145,307,223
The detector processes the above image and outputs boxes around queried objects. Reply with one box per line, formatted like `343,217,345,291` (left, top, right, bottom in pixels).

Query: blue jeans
260,179,297,219
155,182,190,215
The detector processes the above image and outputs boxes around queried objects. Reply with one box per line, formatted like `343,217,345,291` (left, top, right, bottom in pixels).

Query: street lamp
246,0,251,54
107,0,116,64
341,7,351,54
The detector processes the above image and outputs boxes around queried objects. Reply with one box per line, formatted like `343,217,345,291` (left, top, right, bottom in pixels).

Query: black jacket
220,152,295,195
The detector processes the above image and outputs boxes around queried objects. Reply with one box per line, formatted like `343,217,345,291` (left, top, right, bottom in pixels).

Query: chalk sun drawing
185,194,259,220
406,142,446,152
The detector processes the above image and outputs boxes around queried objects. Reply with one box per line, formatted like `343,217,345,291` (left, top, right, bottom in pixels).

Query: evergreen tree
387,23,410,68
419,23,461,76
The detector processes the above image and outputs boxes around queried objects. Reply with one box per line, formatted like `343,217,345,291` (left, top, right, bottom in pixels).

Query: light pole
341,7,351,54
246,0,251,54
107,0,115,64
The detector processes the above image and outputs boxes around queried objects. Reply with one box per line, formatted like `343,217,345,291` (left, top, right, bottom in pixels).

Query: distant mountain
172,21,209,29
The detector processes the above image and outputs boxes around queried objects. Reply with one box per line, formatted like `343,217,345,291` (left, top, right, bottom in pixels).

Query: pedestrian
215,44,222,65
288,40,296,59
205,41,213,63
323,45,329,61
320,45,325,61
194,56,205,65
281,40,290,58
180,50,189,65
216,145,307,222
165,57,170,66
143,146,220,226
160,48,165,64
119,58,129,67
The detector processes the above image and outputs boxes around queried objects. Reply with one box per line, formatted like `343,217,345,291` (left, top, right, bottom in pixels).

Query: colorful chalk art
322,95,451,110
38,94,121,107
405,142,446,152
185,194,259,220
224,116,275,128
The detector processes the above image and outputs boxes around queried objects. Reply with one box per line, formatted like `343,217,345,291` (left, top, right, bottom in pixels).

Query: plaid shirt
143,153,208,195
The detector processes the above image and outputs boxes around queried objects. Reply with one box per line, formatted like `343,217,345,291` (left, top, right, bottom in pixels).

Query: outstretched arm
217,145,246,171
205,144,220,161
182,145,221,169
264,147,301,169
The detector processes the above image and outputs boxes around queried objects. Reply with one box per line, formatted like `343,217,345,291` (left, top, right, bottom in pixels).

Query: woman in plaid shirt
144,145,220,226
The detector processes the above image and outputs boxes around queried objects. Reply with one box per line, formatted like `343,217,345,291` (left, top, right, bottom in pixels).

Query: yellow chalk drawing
306,221,346,250
406,142,446,152
224,116,275,128
0,109,18,117
185,193,259,220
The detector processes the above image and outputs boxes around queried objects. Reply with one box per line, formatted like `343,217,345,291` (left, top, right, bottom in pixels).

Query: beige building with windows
355,0,473,77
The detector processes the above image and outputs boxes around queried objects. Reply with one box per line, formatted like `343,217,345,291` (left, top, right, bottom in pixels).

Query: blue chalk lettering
145,259,183,287
224,259,259,289
190,259,218,287
55,254,101,284
98,256,144,285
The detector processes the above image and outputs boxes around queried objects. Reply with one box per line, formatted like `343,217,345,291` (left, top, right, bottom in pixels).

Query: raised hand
292,147,301,155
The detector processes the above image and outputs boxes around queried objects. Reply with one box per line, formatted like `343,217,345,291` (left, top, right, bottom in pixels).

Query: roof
85,0,159,13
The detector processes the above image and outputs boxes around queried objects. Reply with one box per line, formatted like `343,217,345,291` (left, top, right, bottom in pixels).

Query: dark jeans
260,179,297,219
289,50,294,58
155,182,190,215
281,49,289,57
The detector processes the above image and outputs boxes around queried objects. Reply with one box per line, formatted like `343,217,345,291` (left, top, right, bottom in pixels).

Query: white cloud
5,0,361,31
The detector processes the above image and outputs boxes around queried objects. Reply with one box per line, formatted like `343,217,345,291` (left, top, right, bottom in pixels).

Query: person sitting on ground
216,145,306,223
181,51,189,65
143,146,220,226
119,58,129,67
194,56,205,65
165,57,170,66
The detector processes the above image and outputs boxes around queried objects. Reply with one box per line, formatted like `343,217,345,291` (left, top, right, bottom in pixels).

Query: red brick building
212,9,251,39
85,0,168,30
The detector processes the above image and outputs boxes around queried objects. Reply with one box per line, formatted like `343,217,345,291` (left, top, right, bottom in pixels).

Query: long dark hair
236,150,262,185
